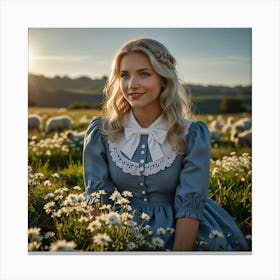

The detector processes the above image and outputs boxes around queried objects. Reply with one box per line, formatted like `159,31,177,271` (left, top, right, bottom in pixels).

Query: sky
28,28,252,87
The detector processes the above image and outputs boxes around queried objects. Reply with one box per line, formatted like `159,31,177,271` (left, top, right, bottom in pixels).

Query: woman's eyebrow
120,68,152,72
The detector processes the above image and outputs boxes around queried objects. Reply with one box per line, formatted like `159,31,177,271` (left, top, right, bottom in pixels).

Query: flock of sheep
28,113,252,147
208,115,252,146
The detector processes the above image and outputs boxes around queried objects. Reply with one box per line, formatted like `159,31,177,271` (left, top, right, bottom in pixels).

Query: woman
83,38,249,251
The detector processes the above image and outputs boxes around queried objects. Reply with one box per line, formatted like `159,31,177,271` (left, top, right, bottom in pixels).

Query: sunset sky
29,28,252,87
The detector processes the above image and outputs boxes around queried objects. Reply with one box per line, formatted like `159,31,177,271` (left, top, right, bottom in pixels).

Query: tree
219,98,246,113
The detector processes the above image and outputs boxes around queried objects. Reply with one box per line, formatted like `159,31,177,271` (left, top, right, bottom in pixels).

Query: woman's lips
128,93,144,100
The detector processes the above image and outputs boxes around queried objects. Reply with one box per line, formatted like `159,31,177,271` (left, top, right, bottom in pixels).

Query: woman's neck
132,107,163,128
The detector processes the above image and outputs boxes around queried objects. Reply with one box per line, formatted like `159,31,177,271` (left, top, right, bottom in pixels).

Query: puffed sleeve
174,121,211,221
83,117,116,202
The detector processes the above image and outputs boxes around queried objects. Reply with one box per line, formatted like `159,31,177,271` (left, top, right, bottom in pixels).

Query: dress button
142,190,146,194
140,182,144,186
141,144,146,149
140,159,145,164
139,166,144,172
143,198,147,202
141,151,145,155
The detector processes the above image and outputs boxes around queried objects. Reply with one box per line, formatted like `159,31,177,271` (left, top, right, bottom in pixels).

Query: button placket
139,143,146,174
138,137,148,202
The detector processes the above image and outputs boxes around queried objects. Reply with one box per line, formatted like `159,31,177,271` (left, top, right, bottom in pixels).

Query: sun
28,47,37,72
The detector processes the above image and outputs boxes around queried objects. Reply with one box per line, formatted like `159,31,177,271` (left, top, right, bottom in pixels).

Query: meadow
28,107,252,252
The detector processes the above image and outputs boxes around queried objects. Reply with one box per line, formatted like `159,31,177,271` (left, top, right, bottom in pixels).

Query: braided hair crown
124,38,176,70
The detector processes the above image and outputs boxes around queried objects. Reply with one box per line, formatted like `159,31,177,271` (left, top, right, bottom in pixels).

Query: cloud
31,55,93,62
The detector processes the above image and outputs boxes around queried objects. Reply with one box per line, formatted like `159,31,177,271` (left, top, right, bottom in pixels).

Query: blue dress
83,116,249,251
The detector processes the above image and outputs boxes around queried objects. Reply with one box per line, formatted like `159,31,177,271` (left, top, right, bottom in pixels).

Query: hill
28,73,251,114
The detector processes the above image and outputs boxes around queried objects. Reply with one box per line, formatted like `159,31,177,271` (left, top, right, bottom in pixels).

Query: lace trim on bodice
108,141,177,176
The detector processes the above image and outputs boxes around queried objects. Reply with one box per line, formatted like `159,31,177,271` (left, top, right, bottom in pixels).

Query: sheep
232,117,251,133
209,129,221,142
45,115,72,134
209,119,224,131
233,129,252,147
66,130,85,142
28,114,42,132
230,118,251,142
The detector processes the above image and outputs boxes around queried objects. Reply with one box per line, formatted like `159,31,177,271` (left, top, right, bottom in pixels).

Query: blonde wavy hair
102,38,193,155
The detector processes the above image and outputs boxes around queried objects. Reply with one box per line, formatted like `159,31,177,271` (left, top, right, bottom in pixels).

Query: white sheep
232,117,251,133
230,117,251,142
28,114,42,132
233,129,252,147
45,115,72,134
209,129,221,142
66,130,85,142
209,119,224,131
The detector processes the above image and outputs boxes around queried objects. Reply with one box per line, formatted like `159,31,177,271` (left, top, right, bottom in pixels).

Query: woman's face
119,52,165,114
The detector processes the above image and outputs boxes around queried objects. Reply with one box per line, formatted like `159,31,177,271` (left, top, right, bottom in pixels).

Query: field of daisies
28,108,252,252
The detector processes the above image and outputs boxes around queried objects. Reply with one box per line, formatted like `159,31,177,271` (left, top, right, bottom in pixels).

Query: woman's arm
173,217,200,251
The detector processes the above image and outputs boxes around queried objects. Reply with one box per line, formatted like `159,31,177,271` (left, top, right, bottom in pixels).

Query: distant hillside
28,73,251,114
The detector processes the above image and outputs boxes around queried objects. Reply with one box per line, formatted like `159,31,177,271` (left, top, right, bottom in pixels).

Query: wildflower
97,190,106,196
78,216,90,223
34,172,44,179
106,212,121,226
109,189,122,202
28,227,41,239
93,233,112,247
73,185,81,191
116,198,129,206
143,225,153,235
44,232,55,239
43,180,52,186
209,230,224,239
88,220,102,231
51,173,60,178
157,227,166,235
54,195,63,201
245,234,252,240
49,240,76,251
121,204,132,211
199,240,208,248
127,242,136,250
89,192,100,203
28,241,41,251
43,201,55,214
125,220,137,227
122,191,133,198
211,167,219,177
141,212,151,222
166,227,175,235
99,204,112,211
44,193,55,200
55,187,69,194
152,237,165,248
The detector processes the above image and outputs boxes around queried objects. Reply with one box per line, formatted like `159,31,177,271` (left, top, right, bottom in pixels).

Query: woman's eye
140,72,150,77
120,73,129,79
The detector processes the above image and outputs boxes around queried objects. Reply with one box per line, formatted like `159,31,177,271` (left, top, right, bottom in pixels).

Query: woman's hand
173,217,199,251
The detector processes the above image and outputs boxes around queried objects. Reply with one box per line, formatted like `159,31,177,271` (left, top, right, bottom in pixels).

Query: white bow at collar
121,112,169,161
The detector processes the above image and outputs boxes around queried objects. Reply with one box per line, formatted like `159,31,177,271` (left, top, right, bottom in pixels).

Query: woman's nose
128,76,139,89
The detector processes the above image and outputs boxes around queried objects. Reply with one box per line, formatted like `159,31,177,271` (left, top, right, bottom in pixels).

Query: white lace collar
108,111,192,176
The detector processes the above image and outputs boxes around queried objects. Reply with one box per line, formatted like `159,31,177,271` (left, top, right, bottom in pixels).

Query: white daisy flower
93,233,112,246
152,237,165,248
209,230,224,239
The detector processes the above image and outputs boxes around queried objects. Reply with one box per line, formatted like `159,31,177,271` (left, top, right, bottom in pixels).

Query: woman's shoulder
184,119,209,137
86,116,108,133
84,116,109,144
